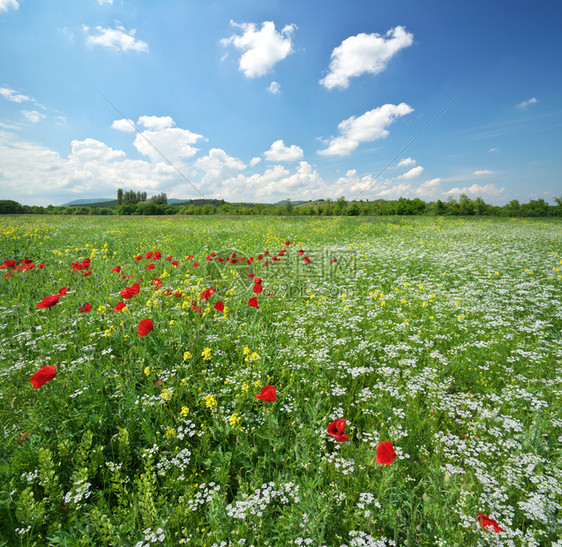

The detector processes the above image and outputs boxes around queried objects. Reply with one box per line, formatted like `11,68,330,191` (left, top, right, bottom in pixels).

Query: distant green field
1,215,561,545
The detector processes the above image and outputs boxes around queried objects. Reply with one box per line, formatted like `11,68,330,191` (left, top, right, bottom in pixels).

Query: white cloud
22,110,45,123
268,81,281,94
318,103,413,156
473,169,493,176
320,26,413,89
194,148,246,187
397,165,424,180
250,156,261,167
488,147,498,152
516,97,537,109
222,21,296,78
0,0,19,13
0,86,32,103
84,24,149,53
134,127,204,163
264,139,303,162
415,178,442,199
444,183,504,197
397,157,415,167
97,0,113,5
138,115,175,130
111,118,136,132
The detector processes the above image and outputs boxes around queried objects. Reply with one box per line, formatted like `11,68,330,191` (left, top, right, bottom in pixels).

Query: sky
1,0,561,207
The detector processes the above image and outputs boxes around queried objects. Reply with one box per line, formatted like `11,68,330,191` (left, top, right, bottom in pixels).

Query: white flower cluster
226,482,300,519
134,527,165,546
156,448,191,479
346,530,396,546
321,453,355,475
63,479,92,506
187,482,221,512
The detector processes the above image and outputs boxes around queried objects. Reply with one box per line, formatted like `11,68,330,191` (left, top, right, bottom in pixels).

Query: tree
117,188,124,205
0,200,23,214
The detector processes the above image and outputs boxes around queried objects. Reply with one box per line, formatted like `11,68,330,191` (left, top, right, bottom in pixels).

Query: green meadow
0,215,561,546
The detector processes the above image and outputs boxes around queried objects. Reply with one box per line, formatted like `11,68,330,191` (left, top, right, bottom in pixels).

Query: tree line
1,194,561,217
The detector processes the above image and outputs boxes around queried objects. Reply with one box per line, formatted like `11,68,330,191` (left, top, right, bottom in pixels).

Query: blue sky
1,0,561,206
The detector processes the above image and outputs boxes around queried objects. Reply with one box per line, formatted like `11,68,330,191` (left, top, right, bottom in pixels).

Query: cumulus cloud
84,24,149,53
320,26,413,89
137,115,175,130
516,97,537,109
0,0,19,13
473,169,493,176
397,165,424,180
133,127,204,163
111,118,136,132
318,103,413,156
194,148,246,187
97,0,113,4
397,157,416,167
268,81,281,94
249,156,262,167
0,86,33,103
415,178,442,199
264,139,303,162
444,183,504,197
222,21,296,77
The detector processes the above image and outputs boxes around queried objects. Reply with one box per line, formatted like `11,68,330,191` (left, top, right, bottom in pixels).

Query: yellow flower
161,389,172,401
144,366,150,376
228,413,241,428
180,406,189,416
201,347,211,361
243,346,251,355
183,351,192,361
204,394,217,408
97,305,107,313
418,284,424,290
165,428,176,439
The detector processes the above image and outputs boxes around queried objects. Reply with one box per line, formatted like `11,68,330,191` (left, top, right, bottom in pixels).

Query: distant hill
61,198,115,206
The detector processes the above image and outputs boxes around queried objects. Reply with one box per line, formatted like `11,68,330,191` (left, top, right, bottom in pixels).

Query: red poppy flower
332,258,337,263
257,254,263,260
36,294,61,309
137,318,153,337
4,271,13,279
82,270,92,277
135,254,143,261
145,251,153,259
59,287,68,295
376,441,396,465
267,290,274,296
285,241,291,245
247,258,253,265
113,302,126,311
172,260,179,266
79,302,92,313
193,262,199,267
253,283,263,294
37,264,45,269
146,263,155,271
22,258,34,265
200,287,215,301
17,432,30,444
264,251,270,256
173,291,183,298
477,513,503,533
191,302,202,312
298,249,304,256
165,255,173,261
186,255,194,259
254,277,262,285
111,266,122,272
327,419,349,442
303,256,311,264
153,251,161,260
248,296,259,309
214,301,225,312
255,385,276,402
3,259,17,269
29,364,57,389
152,278,162,289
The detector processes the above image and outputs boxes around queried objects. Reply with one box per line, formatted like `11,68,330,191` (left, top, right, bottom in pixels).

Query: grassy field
0,214,561,546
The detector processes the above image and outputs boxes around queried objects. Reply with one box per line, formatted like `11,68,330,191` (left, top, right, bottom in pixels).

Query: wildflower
229,413,241,427
253,284,263,294
248,296,259,309
36,294,60,309
201,347,212,361
180,406,189,416
376,441,396,465
477,513,503,533
204,394,217,408
138,319,154,337
183,351,192,361
113,302,126,311
79,302,92,313
161,389,172,401
255,385,276,402
165,428,176,439
327,419,349,442
97,305,107,313
29,365,57,389
303,256,311,263
144,367,150,376
214,301,225,312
